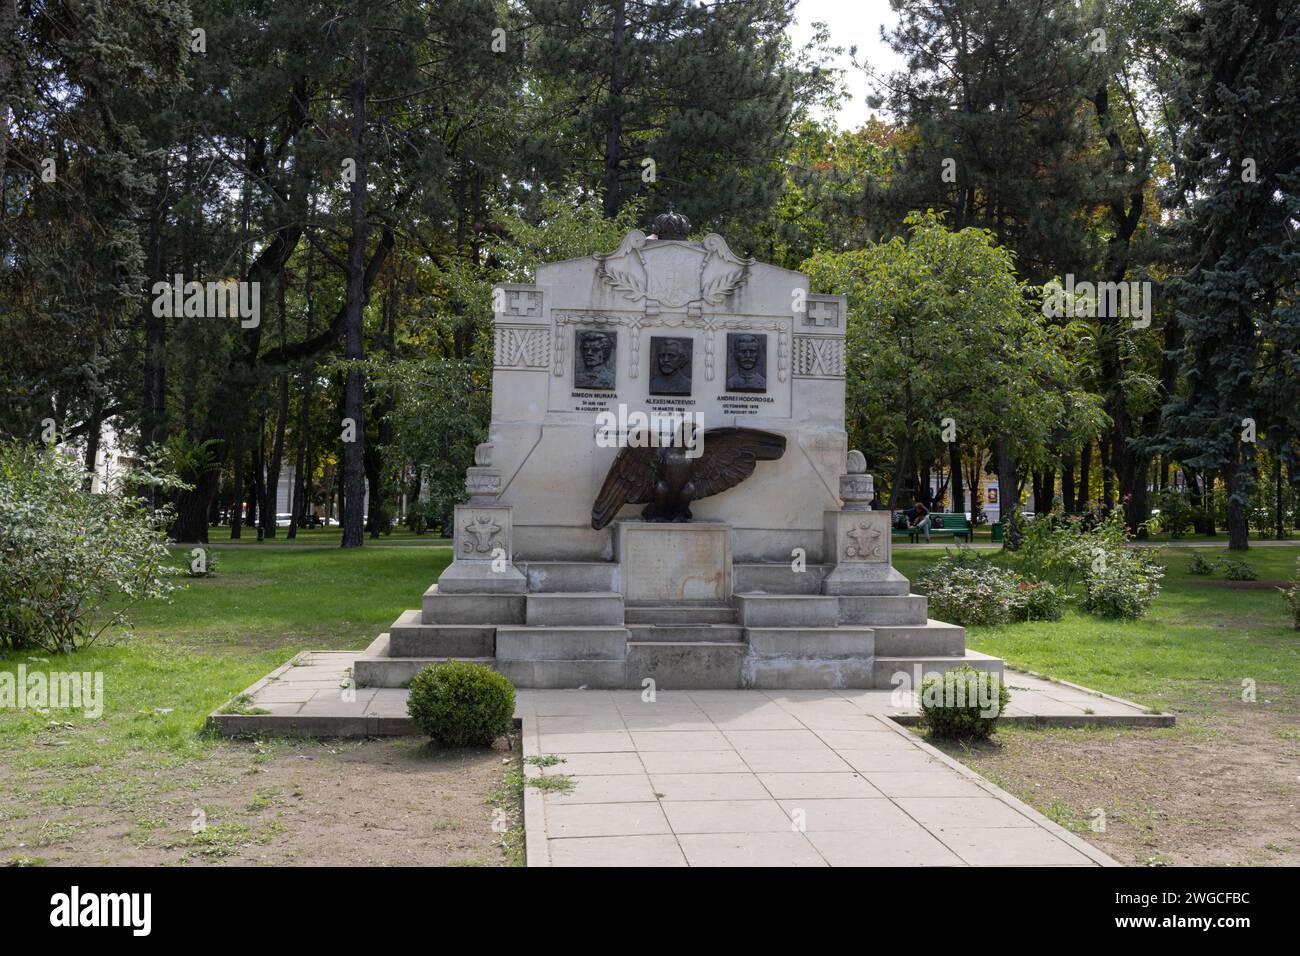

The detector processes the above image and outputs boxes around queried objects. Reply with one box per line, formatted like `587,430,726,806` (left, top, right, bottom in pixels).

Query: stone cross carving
507,289,541,317
805,299,839,327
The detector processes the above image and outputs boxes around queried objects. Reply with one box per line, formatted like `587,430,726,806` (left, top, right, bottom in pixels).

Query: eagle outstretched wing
689,427,786,500
591,445,659,530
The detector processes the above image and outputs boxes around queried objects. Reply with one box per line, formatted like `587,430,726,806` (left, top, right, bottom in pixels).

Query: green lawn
3,541,1296,802
894,545,1300,709
0,547,453,789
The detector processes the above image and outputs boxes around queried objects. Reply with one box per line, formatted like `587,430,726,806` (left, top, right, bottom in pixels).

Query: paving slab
207,655,1142,867
522,688,1121,867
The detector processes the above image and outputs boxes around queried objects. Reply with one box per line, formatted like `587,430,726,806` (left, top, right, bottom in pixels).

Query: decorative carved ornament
843,521,885,561
461,512,503,555
792,335,845,378
595,231,753,310
494,325,550,369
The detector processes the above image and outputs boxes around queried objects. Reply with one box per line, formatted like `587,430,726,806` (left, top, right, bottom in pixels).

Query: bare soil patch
931,688,1300,866
2,736,521,867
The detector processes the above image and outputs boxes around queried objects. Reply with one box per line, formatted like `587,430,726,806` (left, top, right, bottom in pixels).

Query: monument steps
626,623,745,643
624,605,737,625
497,625,629,661
519,560,619,593
355,635,494,688
745,626,874,659
525,591,624,626
732,563,829,595
872,650,1004,689
870,620,966,656
387,610,495,657
836,594,930,626
421,586,524,625
734,593,840,627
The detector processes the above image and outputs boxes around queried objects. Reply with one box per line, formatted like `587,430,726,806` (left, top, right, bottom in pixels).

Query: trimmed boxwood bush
406,661,516,747
918,665,1011,740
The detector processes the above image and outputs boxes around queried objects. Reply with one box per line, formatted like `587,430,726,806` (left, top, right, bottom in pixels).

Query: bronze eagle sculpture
591,426,786,530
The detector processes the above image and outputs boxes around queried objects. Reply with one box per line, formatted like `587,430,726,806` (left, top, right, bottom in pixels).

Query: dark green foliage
918,665,1011,740
1151,0,1300,551
407,661,517,748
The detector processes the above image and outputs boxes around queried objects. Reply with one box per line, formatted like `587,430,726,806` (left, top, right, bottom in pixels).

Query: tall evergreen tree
1151,0,1300,550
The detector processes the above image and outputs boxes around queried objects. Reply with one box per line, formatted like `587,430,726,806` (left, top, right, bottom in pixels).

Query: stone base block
421,586,525,624
435,560,527,594
388,610,495,657
614,520,731,603
821,563,911,596
495,659,627,689
872,650,1004,689
837,594,929,626
625,641,747,689
742,657,875,690
732,563,828,595
520,561,619,593
496,626,628,661
355,635,495,688
870,620,966,657
624,605,736,624
745,627,874,660
734,593,839,627
525,591,624,626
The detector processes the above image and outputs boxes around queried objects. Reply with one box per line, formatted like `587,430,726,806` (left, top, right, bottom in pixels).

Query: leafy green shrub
0,442,181,653
915,557,1021,626
918,665,1011,740
1220,559,1258,582
1082,549,1164,619
1279,559,1300,630
406,661,516,747
1150,489,1200,539
1014,579,1065,621
1187,552,1216,575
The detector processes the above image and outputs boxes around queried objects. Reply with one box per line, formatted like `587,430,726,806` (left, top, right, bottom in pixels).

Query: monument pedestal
614,521,732,604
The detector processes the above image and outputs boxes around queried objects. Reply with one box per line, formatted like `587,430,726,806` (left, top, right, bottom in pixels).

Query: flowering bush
0,442,181,652
915,551,1060,625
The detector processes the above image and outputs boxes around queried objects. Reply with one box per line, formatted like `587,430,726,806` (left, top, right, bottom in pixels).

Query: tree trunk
1061,448,1076,512
948,441,965,514
887,436,912,510
1275,452,1284,540
601,0,627,219
81,396,104,492
995,435,1020,548
1225,457,1250,551
1079,441,1092,509
230,434,245,539
170,468,218,543
341,34,369,549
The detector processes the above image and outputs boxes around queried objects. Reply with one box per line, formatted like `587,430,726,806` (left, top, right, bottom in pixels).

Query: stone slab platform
206,654,1172,737
517,689,1121,867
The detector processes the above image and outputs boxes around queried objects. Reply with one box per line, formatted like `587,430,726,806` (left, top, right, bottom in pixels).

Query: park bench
891,512,973,543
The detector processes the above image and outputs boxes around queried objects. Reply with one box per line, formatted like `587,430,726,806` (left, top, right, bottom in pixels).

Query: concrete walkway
518,689,1119,867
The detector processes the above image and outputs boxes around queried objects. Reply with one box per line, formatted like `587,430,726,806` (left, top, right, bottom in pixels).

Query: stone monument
354,213,1004,690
